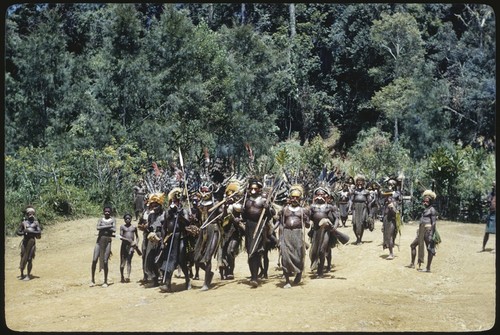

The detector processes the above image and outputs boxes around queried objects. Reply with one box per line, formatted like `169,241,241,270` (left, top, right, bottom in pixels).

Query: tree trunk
289,3,296,38
394,117,399,143
208,4,213,23
240,4,246,25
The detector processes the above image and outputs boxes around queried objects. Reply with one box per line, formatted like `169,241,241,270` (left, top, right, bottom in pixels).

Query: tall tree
370,11,426,142
5,6,75,150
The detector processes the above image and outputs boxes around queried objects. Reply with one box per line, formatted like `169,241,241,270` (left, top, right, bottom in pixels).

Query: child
17,206,42,280
119,213,140,283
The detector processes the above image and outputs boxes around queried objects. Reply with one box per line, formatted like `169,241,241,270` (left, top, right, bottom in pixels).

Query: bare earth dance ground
4,216,496,332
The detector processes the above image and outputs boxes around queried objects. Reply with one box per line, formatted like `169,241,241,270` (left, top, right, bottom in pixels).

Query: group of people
16,172,495,290
87,173,438,291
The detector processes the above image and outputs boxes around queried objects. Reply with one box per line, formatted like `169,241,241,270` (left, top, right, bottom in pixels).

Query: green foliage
347,128,411,181
427,145,495,221
371,77,419,126
301,135,330,174
4,142,148,234
4,4,495,231
370,12,425,79
269,136,307,177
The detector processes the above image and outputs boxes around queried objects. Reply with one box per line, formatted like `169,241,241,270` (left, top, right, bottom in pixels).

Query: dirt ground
3,215,496,332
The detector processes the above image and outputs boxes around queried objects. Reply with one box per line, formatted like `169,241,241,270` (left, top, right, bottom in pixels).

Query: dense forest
4,3,496,233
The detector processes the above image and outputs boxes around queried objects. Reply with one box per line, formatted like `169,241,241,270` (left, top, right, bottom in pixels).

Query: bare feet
160,284,172,292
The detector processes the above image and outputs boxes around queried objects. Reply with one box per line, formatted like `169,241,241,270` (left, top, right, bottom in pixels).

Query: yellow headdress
225,181,240,196
148,192,165,205
422,189,436,200
289,184,304,198
168,187,184,203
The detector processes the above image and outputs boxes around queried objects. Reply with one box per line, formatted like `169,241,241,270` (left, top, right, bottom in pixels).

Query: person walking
350,174,372,245
275,185,310,288
407,190,440,272
241,178,275,288
481,182,496,252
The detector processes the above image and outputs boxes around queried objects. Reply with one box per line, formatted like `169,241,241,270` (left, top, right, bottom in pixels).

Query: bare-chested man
350,174,372,245
242,178,275,288
143,193,165,288
382,196,398,260
337,183,351,227
193,182,220,291
133,179,147,221
408,190,439,272
90,205,116,287
309,186,345,277
137,196,151,284
274,185,310,288
158,188,193,293
217,181,245,281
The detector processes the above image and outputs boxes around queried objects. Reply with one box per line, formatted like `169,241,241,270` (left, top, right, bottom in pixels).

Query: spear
161,212,179,284
248,178,281,257
178,147,191,212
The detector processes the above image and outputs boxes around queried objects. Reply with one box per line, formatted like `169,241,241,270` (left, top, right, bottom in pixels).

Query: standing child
17,206,42,281
119,213,140,283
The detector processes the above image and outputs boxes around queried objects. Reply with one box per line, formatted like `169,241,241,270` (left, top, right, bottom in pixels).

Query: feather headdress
422,189,436,200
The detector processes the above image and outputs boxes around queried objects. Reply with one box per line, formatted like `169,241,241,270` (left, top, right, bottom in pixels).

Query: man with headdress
337,183,351,227
217,180,245,280
90,205,116,287
158,187,193,292
350,174,373,245
368,182,380,224
143,193,165,288
242,178,275,287
259,177,279,280
382,197,398,260
308,186,345,277
119,213,139,283
381,177,402,211
185,191,202,279
407,190,440,272
274,184,310,288
193,182,221,291
17,206,42,281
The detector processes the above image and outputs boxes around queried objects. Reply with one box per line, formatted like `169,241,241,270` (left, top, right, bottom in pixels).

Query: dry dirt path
4,216,496,332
